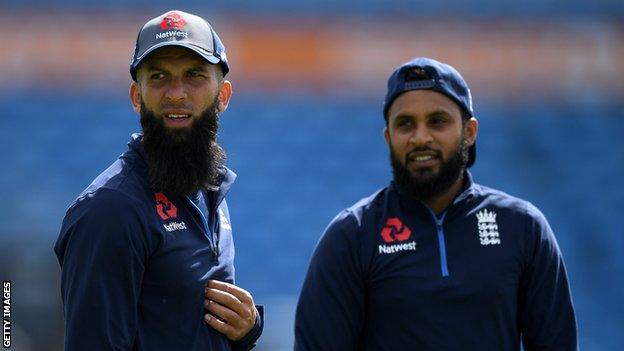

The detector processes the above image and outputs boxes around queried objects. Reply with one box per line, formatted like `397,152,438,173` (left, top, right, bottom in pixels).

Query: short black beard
140,97,225,197
390,135,468,202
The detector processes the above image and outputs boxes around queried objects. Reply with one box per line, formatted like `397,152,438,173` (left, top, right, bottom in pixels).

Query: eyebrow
186,65,210,72
426,110,454,119
392,113,412,122
392,109,453,121
141,61,161,71
142,63,209,72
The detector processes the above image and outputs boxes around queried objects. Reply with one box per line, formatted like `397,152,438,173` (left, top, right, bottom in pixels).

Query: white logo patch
219,209,232,231
155,30,188,40
476,209,500,245
163,221,187,232
378,241,417,254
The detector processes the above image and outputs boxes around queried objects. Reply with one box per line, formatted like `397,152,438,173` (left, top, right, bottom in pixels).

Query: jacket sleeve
295,212,365,351
55,190,151,351
519,203,578,350
229,304,264,351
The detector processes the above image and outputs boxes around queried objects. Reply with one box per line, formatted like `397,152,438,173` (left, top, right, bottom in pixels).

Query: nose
164,77,187,102
409,126,434,147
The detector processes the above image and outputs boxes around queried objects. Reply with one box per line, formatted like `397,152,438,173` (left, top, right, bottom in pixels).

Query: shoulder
77,186,145,212
68,155,152,216
316,187,389,254
467,184,559,265
472,183,539,218
56,187,156,266
63,187,151,232
62,147,153,229
470,183,552,240
327,187,387,234
307,189,388,274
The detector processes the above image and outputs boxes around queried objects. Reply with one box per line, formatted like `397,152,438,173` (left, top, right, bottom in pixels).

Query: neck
423,175,465,215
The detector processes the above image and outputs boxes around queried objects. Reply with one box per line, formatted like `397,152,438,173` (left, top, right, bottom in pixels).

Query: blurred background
1,1,623,350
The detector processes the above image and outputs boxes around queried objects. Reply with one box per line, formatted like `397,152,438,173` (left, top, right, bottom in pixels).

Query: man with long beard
54,10,262,350
295,58,577,350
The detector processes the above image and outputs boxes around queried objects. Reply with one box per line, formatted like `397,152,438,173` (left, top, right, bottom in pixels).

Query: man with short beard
295,58,577,350
54,10,262,351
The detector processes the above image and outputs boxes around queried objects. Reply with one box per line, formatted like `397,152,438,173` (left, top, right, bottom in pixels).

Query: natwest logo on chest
381,217,412,243
155,192,177,220
154,192,187,233
379,217,417,254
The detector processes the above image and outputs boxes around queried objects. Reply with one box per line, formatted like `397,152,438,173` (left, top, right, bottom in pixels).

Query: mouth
166,113,190,119
406,150,440,168
163,112,193,127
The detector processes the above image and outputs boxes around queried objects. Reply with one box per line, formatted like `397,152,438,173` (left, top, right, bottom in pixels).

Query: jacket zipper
427,209,449,278
185,195,219,259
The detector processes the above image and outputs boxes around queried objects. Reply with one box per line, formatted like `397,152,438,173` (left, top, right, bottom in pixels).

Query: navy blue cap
130,10,229,81
383,57,476,167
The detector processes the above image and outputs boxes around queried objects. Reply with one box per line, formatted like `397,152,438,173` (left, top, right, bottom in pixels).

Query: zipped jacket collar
391,170,476,219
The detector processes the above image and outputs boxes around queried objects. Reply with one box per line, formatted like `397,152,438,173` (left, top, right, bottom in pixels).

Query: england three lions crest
476,209,501,245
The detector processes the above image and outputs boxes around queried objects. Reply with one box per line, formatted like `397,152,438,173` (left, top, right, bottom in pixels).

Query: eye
150,72,165,80
187,70,205,79
429,116,447,127
396,117,413,129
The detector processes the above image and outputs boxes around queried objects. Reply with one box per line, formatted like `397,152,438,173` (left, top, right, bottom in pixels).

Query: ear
129,82,142,114
464,117,478,147
383,126,390,146
216,80,233,113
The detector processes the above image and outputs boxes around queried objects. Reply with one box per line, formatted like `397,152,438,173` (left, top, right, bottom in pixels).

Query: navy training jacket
55,134,262,351
295,172,577,350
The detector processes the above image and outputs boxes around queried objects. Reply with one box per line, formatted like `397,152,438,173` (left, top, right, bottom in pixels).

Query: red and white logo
379,217,416,254
155,192,178,220
160,12,187,30
381,217,412,243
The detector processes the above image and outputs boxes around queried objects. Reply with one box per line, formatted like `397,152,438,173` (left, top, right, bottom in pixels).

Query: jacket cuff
230,304,264,351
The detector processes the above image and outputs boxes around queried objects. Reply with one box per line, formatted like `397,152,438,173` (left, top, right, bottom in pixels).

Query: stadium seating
2,92,623,349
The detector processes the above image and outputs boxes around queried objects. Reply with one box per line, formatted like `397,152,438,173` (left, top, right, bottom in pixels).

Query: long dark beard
140,97,225,197
391,135,468,202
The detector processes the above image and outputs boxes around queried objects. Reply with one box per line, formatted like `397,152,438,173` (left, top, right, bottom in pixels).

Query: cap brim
131,42,221,80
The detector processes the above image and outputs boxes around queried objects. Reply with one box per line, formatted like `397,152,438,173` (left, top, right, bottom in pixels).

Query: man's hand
204,280,257,341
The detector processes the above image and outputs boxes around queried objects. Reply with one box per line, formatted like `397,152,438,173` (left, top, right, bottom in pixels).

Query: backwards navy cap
383,57,476,167
130,10,229,81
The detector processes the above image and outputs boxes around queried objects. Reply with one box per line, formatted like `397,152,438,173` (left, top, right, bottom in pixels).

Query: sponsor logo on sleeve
379,217,417,254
